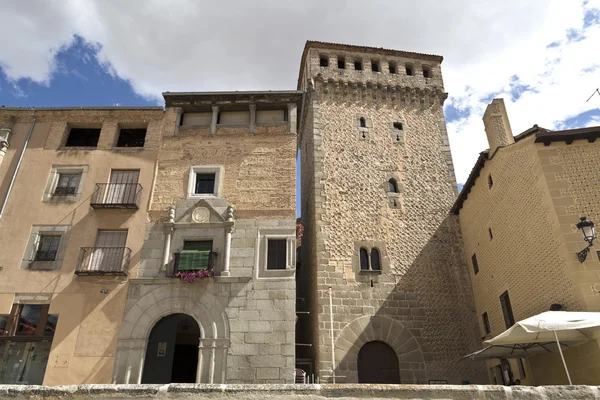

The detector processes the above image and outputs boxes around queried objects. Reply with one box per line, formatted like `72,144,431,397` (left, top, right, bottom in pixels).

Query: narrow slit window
370,248,381,271
371,61,380,72
488,174,493,188
489,228,493,240
354,60,363,71
472,253,479,274
359,117,366,128
405,64,414,76
388,178,399,193
65,128,101,147
320,56,329,67
337,57,345,69
482,312,491,334
389,62,397,74
500,291,515,329
359,248,369,270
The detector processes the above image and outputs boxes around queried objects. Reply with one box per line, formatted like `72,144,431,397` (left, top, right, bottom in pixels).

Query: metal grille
91,170,141,209
54,173,80,195
35,236,60,261
76,247,130,275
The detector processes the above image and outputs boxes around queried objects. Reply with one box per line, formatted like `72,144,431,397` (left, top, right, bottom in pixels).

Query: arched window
388,178,398,193
359,117,366,128
359,248,369,270
370,248,381,271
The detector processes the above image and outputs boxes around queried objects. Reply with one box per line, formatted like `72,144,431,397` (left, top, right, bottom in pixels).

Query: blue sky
1,1,599,218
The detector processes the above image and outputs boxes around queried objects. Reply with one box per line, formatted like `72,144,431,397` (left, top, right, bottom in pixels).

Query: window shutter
178,250,211,271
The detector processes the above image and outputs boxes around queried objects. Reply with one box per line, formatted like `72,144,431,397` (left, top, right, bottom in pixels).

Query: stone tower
297,41,485,384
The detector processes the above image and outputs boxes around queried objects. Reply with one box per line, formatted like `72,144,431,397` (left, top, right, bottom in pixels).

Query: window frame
22,225,71,270
266,238,288,270
500,291,515,329
187,166,223,198
2,303,58,339
256,227,296,279
43,165,88,203
482,312,491,335
35,235,61,261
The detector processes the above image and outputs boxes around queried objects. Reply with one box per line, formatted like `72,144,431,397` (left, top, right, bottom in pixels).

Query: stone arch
113,284,230,384
334,315,426,384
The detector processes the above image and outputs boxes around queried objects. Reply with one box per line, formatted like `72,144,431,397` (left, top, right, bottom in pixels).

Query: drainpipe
0,110,36,221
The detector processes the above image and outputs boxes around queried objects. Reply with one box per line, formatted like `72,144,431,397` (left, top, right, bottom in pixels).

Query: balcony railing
75,247,130,276
90,183,142,209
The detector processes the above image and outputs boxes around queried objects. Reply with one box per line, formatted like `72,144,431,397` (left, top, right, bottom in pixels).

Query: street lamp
576,217,595,263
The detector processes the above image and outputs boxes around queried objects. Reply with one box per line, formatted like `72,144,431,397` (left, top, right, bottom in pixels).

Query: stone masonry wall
300,45,484,384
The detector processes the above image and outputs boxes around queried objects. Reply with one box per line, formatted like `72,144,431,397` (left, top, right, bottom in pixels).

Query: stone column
197,338,214,383
161,206,175,273
0,117,15,168
249,104,256,134
113,339,147,384
211,105,219,135
287,103,297,134
221,224,233,277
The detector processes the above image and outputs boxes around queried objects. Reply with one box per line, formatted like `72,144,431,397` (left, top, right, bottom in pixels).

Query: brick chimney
483,98,514,154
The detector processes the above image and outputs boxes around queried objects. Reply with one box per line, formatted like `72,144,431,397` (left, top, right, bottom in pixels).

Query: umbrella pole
553,330,572,385
523,349,536,386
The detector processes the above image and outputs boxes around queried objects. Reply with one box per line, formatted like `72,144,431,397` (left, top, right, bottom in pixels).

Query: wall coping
0,384,599,399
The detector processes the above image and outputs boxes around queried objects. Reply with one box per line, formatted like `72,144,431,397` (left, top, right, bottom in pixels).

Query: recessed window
359,117,366,128
354,60,363,71
117,128,146,148
389,62,397,74
488,228,493,240
472,253,479,274
320,56,329,67
388,178,399,193
370,248,381,271
359,248,369,270
405,64,414,76
54,173,80,195
177,241,213,272
371,60,380,72
422,66,431,78
35,235,61,261
500,291,515,329
267,239,287,270
488,174,493,188
393,122,403,131
195,173,216,194
65,128,101,147
482,312,491,334
337,57,345,69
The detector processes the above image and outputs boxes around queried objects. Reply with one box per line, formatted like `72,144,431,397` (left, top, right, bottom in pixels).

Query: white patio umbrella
485,311,600,385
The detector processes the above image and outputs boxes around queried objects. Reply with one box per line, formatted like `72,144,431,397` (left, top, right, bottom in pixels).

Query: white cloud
0,0,599,183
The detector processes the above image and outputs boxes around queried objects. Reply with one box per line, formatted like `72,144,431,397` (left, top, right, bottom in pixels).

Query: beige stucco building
452,98,600,385
0,107,164,385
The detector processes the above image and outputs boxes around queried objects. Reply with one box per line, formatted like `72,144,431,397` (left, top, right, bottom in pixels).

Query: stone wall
1,384,599,400
299,44,484,384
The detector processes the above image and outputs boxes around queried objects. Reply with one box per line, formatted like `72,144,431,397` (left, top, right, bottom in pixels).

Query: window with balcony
175,241,214,273
65,127,100,147
76,230,130,275
91,170,141,209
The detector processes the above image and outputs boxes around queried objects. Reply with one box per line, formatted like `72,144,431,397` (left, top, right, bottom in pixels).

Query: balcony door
90,230,128,272
105,170,139,205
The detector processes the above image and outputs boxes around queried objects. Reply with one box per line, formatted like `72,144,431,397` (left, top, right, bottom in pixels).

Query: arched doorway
357,341,400,384
141,314,200,383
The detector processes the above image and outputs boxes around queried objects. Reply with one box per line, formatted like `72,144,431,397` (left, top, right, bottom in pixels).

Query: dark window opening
320,56,329,67
482,312,491,334
371,61,380,72
405,64,413,76
489,228,493,240
117,128,146,147
393,122,403,130
216,111,221,125
267,239,287,270
388,178,398,193
488,174,493,188
359,117,366,128
338,57,345,69
35,235,61,261
422,66,431,78
283,108,289,122
370,248,381,271
500,291,515,329
359,248,369,270
472,253,479,274
0,314,8,336
65,128,101,147
54,173,80,195
389,63,397,74
354,60,363,71
361,132,367,139
194,173,216,194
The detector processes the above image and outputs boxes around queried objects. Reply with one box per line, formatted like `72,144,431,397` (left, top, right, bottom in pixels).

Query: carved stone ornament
191,207,210,223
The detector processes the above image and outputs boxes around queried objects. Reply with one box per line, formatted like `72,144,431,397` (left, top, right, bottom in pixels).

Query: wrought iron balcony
75,247,130,276
90,183,142,209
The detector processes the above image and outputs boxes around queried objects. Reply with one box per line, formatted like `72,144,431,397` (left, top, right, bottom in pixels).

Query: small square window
393,122,403,131
65,128,101,147
337,57,345,69
423,66,431,78
54,173,80,195
195,173,216,194
117,128,146,147
354,60,363,71
389,62,397,74
371,61,380,72
267,239,287,270
320,56,329,67
35,235,61,261
405,64,414,76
